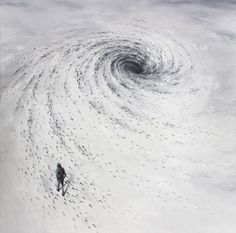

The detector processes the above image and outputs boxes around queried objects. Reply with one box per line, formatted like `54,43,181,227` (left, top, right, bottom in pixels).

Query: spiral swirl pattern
12,27,193,125
2,25,197,231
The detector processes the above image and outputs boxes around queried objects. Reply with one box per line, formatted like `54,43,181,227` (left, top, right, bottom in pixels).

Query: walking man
56,163,66,196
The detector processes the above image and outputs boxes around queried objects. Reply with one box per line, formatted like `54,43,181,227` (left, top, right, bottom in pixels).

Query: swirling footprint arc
2,27,195,230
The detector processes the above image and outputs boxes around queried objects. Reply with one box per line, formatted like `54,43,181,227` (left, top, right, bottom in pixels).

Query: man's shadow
62,179,70,196
57,176,72,196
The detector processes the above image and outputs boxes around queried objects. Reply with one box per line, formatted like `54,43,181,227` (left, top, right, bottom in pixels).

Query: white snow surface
1,1,236,233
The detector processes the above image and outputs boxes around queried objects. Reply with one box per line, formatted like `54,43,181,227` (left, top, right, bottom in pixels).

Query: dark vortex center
123,61,144,74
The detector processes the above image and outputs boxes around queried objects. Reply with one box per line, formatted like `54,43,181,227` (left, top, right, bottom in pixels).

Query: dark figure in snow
56,163,66,195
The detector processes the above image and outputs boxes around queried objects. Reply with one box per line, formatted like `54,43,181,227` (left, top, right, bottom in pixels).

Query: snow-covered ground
1,1,236,233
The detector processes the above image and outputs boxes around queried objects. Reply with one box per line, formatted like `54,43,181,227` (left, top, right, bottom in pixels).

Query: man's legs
61,179,65,195
57,179,61,191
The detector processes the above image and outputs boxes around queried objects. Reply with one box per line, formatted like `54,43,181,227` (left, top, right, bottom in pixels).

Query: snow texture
1,1,236,233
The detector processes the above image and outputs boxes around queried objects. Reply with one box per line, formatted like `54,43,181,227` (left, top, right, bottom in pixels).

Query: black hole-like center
124,61,143,74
